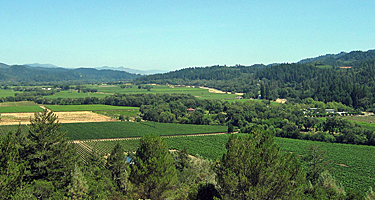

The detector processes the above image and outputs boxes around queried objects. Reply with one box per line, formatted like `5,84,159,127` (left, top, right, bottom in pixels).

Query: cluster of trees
3,110,373,199
224,100,375,146
257,60,375,111
134,64,263,94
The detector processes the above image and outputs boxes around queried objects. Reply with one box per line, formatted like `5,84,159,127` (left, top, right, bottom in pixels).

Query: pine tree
129,134,177,199
215,130,305,199
0,130,26,198
106,143,131,194
24,109,78,193
68,165,88,200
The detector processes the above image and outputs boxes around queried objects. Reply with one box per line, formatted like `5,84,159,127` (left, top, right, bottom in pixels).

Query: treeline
138,95,375,146
298,49,375,66
2,110,372,199
134,64,263,94
227,100,375,146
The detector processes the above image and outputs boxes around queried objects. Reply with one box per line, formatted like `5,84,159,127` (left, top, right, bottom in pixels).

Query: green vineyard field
74,134,375,194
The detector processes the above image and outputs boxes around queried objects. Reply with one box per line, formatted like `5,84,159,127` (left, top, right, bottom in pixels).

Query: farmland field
75,134,375,194
0,121,227,139
275,137,375,194
0,89,21,98
45,90,109,99
0,101,39,107
0,84,240,100
0,101,43,113
45,104,139,112
62,121,227,140
0,106,43,113
345,115,375,131
90,85,239,100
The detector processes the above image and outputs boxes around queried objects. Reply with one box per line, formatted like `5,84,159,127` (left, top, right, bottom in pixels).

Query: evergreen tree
106,143,131,194
303,145,332,185
129,134,177,199
68,165,88,200
0,130,26,198
24,109,78,194
307,170,346,199
215,129,305,199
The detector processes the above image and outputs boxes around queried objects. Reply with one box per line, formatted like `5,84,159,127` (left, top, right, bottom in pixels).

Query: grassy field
0,101,43,113
45,104,139,112
315,65,332,69
90,85,239,100
0,106,43,113
345,115,375,131
345,115,375,123
0,101,39,107
0,89,21,98
45,90,109,99
223,99,280,105
0,85,239,100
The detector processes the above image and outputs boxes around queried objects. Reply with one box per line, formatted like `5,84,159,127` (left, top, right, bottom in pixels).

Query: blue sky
1,0,375,70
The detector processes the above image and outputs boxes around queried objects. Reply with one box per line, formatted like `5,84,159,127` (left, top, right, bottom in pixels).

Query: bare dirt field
0,111,116,125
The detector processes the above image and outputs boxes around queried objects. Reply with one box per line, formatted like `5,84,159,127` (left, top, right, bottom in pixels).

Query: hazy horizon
1,0,374,71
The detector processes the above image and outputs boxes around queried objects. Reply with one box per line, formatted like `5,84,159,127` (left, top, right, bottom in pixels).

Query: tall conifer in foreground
106,143,131,194
0,130,25,198
24,109,78,193
129,134,177,200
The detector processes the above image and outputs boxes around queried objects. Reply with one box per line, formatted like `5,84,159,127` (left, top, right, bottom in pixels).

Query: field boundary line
71,131,233,143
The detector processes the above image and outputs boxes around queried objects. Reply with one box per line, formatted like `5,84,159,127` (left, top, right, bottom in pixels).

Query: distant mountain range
0,63,141,83
26,63,61,68
96,66,168,75
26,63,168,75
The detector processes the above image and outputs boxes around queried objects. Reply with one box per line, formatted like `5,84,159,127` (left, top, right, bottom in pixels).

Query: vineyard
0,121,227,138
63,121,227,140
72,134,375,194
0,105,43,113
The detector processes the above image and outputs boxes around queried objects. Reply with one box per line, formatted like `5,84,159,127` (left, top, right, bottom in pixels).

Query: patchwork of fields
1,99,375,195
0,84,241,100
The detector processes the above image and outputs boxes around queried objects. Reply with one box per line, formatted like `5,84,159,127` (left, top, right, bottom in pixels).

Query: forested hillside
256,60,375,110
135,49,375,111
298,49,375,66
135,64,265,94
0,64,140,83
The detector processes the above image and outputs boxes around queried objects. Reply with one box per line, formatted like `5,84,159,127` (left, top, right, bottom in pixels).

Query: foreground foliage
216,129,306,199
